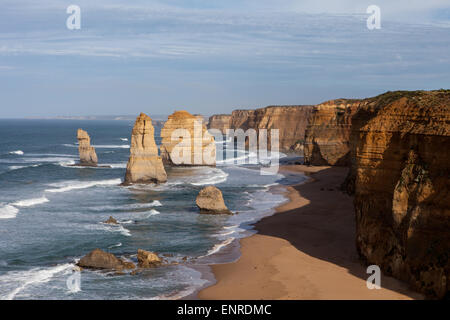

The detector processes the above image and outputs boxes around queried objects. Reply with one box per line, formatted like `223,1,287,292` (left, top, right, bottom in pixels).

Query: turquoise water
0,119,304,299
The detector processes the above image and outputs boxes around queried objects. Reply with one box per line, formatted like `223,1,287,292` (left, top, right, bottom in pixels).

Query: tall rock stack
77,129,98,166
303,99,362,166
160,111,216,166
123,113,167,184
348,90,450,299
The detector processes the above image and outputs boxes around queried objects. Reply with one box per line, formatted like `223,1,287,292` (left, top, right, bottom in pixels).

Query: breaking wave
45,178,122,193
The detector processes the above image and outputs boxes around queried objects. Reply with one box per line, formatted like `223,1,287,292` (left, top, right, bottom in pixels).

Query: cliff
348,90,450,299
208,106,313,152
123,113,167,184
304,99,361,166
207,114,232,134
160,111,216,166
77,129,98,166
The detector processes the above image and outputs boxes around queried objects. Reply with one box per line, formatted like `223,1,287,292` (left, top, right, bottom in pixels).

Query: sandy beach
198,165,423,300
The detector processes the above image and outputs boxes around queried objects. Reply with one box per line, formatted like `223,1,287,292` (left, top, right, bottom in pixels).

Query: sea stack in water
77,129,98,166
124,113,167,185
160,111,215,166
196,186,232,214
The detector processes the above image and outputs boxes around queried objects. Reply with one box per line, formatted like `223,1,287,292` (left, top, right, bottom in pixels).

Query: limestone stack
123,113,167,184
303,99,361,166
77,129,98,166
160,111,216,166
196,186,232,214
347,90,450,299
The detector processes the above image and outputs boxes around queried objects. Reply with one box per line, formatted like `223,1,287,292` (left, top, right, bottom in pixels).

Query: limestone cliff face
207,114,232,134
77,129,98,166
160,111,216,166
304,100,361,166
348,90,450,299
124,113,167,184
207,106,313,152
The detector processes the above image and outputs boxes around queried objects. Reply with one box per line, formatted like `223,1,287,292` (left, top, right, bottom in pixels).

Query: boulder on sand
77,249,135,270
137,249,162,268
196,186,232,214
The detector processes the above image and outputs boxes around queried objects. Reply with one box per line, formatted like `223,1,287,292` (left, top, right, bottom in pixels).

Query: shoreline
198,165,423,300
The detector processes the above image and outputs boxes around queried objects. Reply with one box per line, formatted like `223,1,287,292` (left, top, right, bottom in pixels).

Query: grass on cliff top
370,89,450,107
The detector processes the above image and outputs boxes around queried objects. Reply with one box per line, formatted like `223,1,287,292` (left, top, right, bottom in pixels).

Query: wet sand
198,165,422,300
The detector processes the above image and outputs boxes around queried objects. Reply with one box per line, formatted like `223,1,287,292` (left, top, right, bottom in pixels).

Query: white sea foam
120,138,128,141
108,242,123,249
0,204,19,219
45,178,121,193
94,145,130,149
190,169,228,186
89,200,162,212
63,143,130,149
91,223,131,237
0,263,73,300
200,237,235,258
107,163,127,169
8,150,24,155
8,164,40,171
148,209,160,215
119,220,133,224
12,197,49,207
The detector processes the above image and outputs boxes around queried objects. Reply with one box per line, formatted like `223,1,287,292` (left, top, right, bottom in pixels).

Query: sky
0,0,449,118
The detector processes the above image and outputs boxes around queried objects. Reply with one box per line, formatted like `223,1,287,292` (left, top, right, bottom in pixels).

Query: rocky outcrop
304,100,361,166
123,113,167,185
196,186,232,214
77,129,98,166
347,90,450,299
104,216,118,225
160,111,216,166
208,106,313,152
137,249,162,268
207,114,232,134
77,249,135,270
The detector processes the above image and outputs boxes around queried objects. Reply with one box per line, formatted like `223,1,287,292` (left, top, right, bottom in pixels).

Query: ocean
0,119,305,300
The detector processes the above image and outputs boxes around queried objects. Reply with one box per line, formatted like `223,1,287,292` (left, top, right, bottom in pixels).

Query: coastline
198,165,423,300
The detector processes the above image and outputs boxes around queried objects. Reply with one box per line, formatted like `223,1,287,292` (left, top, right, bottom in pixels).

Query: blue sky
0,0,449,118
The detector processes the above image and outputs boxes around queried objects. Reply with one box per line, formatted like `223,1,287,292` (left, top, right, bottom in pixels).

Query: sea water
0,119,306,300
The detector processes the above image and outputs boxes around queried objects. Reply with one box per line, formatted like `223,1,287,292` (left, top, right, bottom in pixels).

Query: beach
198,165,423,300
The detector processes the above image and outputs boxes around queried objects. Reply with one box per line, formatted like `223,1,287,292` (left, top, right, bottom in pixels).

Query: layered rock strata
348,90,450,299
160,111,216,166
77,129,98,166
123,113,167,184
207,114,232,134
207,106,313,152
304,99,361,166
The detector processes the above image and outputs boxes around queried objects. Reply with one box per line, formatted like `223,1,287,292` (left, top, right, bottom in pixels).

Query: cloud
0,0,448,117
